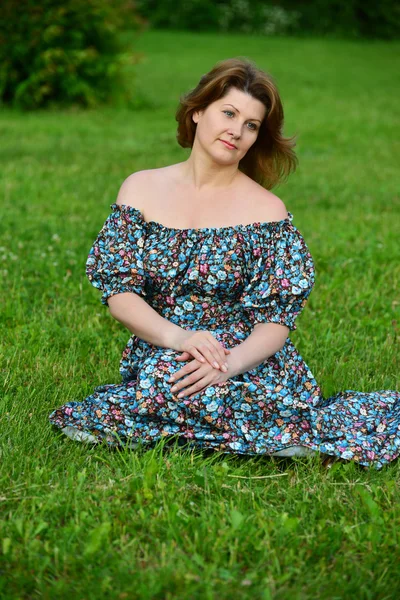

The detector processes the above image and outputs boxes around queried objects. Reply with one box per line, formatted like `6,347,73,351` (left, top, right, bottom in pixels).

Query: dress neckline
110,203,294,234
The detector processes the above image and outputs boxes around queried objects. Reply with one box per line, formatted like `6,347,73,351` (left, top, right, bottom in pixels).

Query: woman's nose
227,128,240,139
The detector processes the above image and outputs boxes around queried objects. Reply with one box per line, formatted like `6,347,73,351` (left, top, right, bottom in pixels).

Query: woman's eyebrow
222,103,262,122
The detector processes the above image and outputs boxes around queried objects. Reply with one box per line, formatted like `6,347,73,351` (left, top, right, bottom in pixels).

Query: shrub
217,1,300,35
135,0,300,35
0,0,141,109
134,0,400,39
134,0,220,32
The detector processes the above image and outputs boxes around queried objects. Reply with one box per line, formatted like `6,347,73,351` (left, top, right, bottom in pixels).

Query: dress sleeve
239,217,315,332
85,203,147,307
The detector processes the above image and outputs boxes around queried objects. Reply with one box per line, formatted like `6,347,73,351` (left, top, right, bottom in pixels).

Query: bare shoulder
115,166,177,212
243,178,289,221
259,190,289,222
115,170,155,210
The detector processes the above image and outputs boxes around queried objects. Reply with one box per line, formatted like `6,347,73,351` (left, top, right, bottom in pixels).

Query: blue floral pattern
49,203,400,469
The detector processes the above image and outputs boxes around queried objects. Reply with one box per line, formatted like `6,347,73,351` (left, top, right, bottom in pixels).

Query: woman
49,58,399,469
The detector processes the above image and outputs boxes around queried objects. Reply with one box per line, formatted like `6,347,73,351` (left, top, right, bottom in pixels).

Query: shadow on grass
52,424,380,473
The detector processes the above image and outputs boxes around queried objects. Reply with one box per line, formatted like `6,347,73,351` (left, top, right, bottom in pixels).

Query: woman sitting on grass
49,57,399,470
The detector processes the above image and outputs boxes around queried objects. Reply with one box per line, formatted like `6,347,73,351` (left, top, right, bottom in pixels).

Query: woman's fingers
207,336,229,371
176,351,191,361
213,341,229,368
170,360,201,384
201,343,227,371
174,375,210,399
180,330,230,370
170,364,209,395
171,374,195,394
181,345,229,361
186,346,206,364
192,341,220,370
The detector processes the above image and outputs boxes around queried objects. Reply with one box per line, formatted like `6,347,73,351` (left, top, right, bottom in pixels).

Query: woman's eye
223,111,257,130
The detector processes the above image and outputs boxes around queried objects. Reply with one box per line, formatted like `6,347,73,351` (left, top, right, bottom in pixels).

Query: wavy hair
175,57,298,189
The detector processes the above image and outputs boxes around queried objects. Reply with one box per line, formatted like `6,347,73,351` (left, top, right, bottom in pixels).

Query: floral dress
49,203,400,469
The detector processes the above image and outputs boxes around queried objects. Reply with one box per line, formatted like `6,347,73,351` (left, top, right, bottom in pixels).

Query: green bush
134,0,220,31
135,0,300,34
356,0,400,39
134,0,400,39
0,0,141,109
217,1,300,35
282,0,400,39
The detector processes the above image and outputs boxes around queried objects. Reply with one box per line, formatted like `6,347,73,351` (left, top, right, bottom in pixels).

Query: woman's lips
219,139,237,150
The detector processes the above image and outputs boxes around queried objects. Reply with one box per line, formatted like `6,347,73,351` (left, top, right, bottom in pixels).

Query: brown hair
175,57,298,190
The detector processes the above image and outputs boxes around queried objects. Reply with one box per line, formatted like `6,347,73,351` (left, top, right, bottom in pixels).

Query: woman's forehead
215,89,267,118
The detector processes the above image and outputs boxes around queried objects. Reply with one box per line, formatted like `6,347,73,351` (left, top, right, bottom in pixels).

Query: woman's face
192,86,267,165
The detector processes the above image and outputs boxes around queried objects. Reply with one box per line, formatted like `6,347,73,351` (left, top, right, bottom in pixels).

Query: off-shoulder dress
48,203,400,469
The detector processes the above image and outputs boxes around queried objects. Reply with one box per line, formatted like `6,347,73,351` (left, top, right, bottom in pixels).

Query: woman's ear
192,110,202,124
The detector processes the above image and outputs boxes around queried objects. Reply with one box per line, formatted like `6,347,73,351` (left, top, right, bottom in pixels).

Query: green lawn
1,29,400,599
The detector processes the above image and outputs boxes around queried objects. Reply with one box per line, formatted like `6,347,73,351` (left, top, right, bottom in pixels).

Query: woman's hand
175,329,231,373
168,356,231,400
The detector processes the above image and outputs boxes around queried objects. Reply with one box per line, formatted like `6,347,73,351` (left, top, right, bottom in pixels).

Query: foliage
0,0,141,109
217,1,300,35
135,0,221,31
134,0,400,39
135,0,300,35
282,0,400,39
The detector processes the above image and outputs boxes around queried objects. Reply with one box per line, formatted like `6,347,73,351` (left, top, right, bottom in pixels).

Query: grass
1,29,400,599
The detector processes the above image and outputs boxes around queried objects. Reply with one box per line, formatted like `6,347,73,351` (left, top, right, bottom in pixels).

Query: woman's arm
109,292,288,371
108,292,187,350
225,322,289,377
